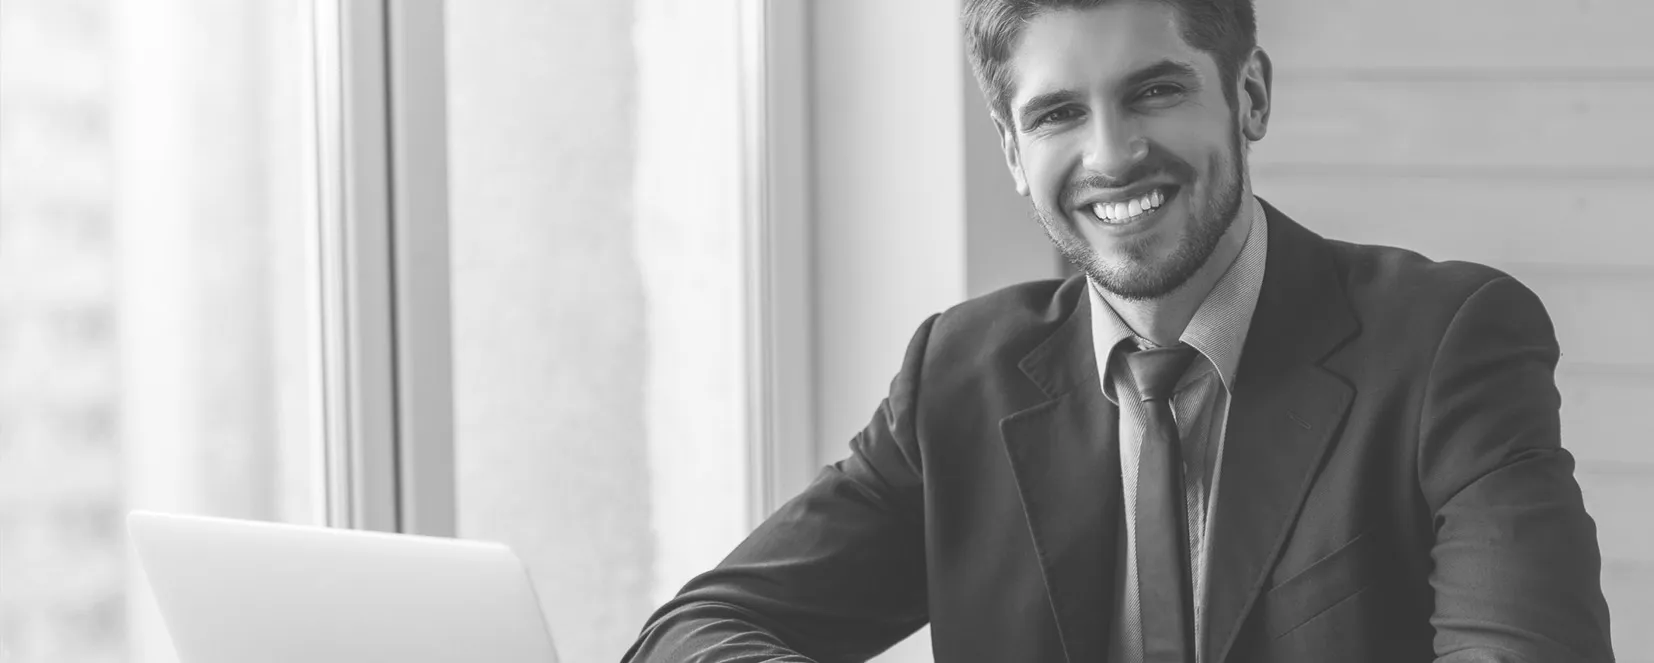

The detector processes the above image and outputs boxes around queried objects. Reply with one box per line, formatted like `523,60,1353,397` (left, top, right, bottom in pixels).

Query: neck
1098,192,1256,347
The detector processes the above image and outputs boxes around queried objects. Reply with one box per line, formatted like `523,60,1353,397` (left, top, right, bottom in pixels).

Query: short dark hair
962,0,1257,124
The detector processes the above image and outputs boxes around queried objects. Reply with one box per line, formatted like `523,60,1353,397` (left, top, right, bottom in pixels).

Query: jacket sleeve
620,315,937,663
1417,276,1615,662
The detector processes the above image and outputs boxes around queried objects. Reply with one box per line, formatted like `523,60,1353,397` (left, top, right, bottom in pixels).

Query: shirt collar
1087,195,1269,401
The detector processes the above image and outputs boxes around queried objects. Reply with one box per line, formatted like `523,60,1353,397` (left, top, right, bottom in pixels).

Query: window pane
0,1,323,662
444,0,751,659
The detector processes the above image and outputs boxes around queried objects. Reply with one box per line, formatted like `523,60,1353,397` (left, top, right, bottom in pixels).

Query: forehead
1006,3,1209,106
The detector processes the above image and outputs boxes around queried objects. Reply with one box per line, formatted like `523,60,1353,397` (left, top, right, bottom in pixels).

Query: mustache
1061,155,1195,207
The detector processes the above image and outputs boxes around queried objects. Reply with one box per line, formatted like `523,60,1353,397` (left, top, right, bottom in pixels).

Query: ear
993,113,1031,196
1237,46,1273,142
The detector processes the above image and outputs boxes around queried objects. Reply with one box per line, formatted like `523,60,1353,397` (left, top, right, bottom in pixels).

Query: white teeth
1092,189,1168,222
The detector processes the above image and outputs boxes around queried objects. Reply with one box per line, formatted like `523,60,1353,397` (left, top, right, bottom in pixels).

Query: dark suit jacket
623,203,1615,662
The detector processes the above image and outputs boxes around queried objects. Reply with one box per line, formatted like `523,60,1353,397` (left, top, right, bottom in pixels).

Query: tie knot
1122,342,1200,402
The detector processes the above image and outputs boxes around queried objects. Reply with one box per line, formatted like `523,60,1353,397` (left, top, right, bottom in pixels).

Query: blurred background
0,0,1648,662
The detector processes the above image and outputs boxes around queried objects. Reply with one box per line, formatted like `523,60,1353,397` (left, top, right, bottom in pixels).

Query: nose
1081,112,1148,184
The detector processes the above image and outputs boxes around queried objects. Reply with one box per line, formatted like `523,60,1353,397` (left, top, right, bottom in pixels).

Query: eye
1137,83,1185,102
1034,106,1084,128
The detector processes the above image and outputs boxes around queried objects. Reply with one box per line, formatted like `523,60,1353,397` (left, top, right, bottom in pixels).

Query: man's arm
621,316,937,663
1417,275,1615,662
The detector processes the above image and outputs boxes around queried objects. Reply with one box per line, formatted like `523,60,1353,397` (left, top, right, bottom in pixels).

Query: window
2,0,800,661
443,0,759,659
0,1,323,662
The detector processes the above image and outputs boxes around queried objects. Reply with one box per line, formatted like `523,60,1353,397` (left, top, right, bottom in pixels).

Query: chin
1085,231,1206,300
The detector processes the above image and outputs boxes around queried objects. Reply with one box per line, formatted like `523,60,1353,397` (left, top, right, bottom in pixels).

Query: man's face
997,2,1258,301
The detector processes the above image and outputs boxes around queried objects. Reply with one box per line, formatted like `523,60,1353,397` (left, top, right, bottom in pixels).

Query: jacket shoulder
1332,238,1505,292
1327,239,1529,320
923,275,1086,370
1323,238,1555,380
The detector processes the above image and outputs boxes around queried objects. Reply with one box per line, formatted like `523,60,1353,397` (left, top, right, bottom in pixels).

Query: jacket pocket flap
1260,531,1377,639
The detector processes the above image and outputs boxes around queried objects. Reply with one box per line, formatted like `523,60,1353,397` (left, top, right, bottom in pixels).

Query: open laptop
127,511,561,663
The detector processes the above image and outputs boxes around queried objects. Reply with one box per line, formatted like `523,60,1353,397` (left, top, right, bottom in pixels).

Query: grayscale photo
0,1,1646,662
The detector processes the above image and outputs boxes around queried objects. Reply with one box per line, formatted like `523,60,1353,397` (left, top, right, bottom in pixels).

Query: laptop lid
127,511,560,663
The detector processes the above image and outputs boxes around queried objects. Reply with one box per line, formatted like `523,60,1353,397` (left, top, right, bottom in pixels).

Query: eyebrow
1015,59,1202,128
1122,59,1200,91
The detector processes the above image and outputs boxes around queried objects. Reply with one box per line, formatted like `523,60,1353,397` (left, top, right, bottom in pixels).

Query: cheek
1020,143,1078,211
1145,110,1234,171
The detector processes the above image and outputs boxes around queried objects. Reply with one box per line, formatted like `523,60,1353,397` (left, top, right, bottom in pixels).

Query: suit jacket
623,203,1615,662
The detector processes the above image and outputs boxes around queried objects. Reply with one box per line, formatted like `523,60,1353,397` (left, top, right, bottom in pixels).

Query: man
623,1,1616,661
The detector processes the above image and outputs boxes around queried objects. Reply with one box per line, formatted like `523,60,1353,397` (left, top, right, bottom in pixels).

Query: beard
1035,125,1247,302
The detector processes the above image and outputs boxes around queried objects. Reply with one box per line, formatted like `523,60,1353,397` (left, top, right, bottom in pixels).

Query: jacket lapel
1001,290,1121,663
1205,203,1359,662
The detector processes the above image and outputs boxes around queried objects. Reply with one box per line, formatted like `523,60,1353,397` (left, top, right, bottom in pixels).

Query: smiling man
623,2,1615,662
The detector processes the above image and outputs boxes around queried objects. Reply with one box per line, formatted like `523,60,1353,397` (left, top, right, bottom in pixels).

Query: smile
1084,185,1177,226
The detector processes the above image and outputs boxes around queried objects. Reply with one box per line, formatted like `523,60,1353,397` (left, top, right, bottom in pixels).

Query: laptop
127,511,561,663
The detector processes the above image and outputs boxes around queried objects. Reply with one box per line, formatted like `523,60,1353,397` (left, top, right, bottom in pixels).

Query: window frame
311,0,455,535
750,0,819,523
313,0,813,536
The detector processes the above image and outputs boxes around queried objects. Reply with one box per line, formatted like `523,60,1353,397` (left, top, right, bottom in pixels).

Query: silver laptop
127,511,561,663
